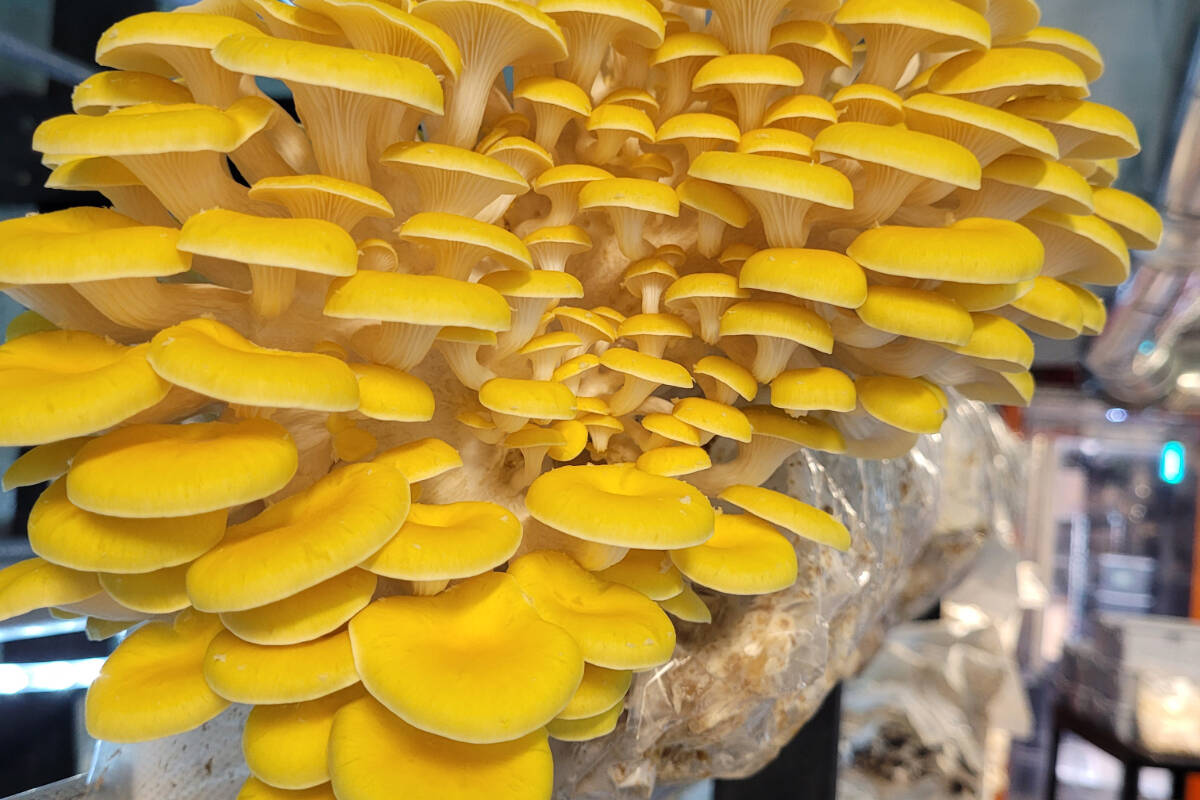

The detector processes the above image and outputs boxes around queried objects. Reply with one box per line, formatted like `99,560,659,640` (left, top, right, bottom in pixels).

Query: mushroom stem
749,336,799,382
437,341,496,390
835,406,921,460
439,60,506,149
118,152,264,221
247,265,297,320
73,278,250,332
3,285,142,343
608,376,657,416
291,86,379,186
687,436,800,496
405,579,450,596
513,446,550,488
354,322,441,371
606,209,654,261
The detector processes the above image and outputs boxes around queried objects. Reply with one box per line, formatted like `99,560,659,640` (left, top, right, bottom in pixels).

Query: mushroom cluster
0,0,1160,797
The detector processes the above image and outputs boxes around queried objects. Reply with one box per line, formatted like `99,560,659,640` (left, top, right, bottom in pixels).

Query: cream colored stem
247,265,296,320
73,278,250,332
3,285,143,343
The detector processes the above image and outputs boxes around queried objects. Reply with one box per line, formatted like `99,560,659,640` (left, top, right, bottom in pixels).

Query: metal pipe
1086,24,1200,405
0,28,93,86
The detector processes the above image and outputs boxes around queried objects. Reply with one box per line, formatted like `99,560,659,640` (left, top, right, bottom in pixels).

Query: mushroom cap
508,550,677,669
485,136,555,178
541,0,665,48
636,445,712,477
835,0,991,49
381,141,528,194
4,310,58,340
0,557,100,622
0,207,190,284
351,364,436,423
688,151,853,209
974,154,1095,214
524,223,592,250
2,436,89,491
813,121,982,188
743,405,846,454
479,378,576,420
736,127,815,159
1092,187,1163,250
1003,97,1139,159
832,84,905,125
243,684,365,791
903,92,1061,160
0,331,169,447
558,664,632,720
328,695,553,800
247,174,394,221
29,478,226,574
1008,275,1084,338
642,413,702,446
239,778,337,800
179,208,358,277
548,419,589,461
479,268,584,299
204,628,359,704
148,319,360,412
670,513,797,595
532,163,613,192
349,571,583,743
771,367,857,413
651,30,727,64
85,609,228,742
67,418,299,518
552,353,602,383
855,286,974,346
578,177,680,217
72,69,193,114
739,248,867,308
399,211,533,271
594,548,685,601
1006,26,1104,81
768,20,853,68
720,301,835,353
94,11,263,73
664,272,749,305
938,279,1034,311
856,375,947,434
46,157,142,190
676,178,753,227
219,569,378,646
958,369,1036,406
514,75,592,117
372,438,462,483
1020,208,1130,286
186,461,410,612
692,355,757,402
585,103,656,141
717,485,850,550
526,463,713,549
659,583,711,623
618,312,692,341
296,0,464,77
656,112,741,146
1067,283,1107,336
99,564,190,615
673,396,752,442
692,53,805,91
929,47,1090,102
519,331,582,357
600,347,693,388
546,700,624,741
763,94,838,130
325,272,513,330
847,218,1044,283
361,501,522,581
942,312,1035,371
213,33,443,113
34,98,273,158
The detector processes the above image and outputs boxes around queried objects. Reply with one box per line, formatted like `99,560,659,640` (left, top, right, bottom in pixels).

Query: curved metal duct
1086,26,1200,407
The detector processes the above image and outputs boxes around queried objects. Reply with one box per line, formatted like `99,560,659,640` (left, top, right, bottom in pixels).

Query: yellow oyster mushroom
239,778,337,800
85,609,228,742
508,550,677,670
718,485,851,551
186,462,410,612
636,445,713,477
98,565,191,615
372,438,463,483
670,513,798,595
349,571,584,744
66,418,299,518
204,628,360,704
0,557,100,622
558,664,633,721
219,569,378,646
243,685,367,790
1,436,90,491
329,695,554,800
594,549,685,601
526,463,714,549
660,583,712,624
547,699,624,741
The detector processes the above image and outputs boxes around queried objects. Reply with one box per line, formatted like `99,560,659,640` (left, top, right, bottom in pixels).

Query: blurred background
1,2,1200,799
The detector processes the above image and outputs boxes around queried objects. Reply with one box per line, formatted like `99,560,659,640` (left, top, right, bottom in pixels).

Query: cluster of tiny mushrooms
0,0,1163,797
